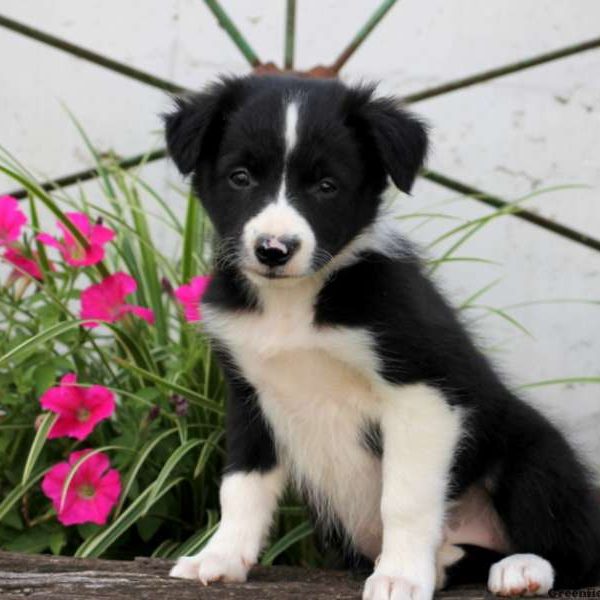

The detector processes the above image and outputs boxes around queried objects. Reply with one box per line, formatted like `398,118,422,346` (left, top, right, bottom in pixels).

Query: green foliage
0,137,321,565
0,127,597,566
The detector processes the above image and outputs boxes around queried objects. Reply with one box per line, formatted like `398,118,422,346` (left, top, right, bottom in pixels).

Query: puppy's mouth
244,266,305,280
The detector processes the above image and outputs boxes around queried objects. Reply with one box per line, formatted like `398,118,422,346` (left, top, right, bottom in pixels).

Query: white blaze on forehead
284,101,299,155
240,98,315,278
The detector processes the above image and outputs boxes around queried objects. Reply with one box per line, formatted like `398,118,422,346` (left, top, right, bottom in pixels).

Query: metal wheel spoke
0,14,187,94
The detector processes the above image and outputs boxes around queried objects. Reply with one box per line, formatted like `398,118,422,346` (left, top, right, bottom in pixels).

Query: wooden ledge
0,551,593,599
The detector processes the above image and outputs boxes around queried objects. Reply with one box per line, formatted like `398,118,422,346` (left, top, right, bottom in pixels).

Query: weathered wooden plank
0,551,589,599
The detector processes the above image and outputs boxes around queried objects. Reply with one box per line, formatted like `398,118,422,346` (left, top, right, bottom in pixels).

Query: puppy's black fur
165,75,600,588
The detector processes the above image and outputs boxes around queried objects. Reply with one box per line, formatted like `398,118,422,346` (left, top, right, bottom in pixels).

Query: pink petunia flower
80,272,155,328
174,275,212,322
41,449,121,526
40,373,115,440
3,247,53,282
0,196,27,246
37,212,115,266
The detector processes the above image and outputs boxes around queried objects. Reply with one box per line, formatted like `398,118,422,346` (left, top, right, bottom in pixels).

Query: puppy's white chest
203,287,384,556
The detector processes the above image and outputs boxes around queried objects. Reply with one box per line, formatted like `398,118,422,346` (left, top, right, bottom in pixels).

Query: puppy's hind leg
488,401,600,593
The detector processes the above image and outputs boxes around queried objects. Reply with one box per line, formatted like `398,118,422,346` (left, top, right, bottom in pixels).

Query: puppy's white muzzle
242,199,316,279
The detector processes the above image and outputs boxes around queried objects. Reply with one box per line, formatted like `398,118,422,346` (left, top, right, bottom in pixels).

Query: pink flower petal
122,305,155,324
40,385,79,414
61,373,77,386
3,248,44,281
41,450,122,526
90,225,115,245
80,273,152,328
174,275,212,323
36,233,64,252
0,196,28,245
63,244,104,267
48,417,93,441
110,272,138,296
38,212,115,268
41,462,71,505
40,374,115,440
72,451,110,481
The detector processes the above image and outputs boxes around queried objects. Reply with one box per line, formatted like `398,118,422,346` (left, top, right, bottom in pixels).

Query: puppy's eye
229,168,252,189
318,179,338,196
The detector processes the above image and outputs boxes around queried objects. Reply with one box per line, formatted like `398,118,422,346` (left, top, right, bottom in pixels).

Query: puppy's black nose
254,235,300,267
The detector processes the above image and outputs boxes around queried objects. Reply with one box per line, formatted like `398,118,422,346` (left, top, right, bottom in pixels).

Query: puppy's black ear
164,78,241,175
360,95,429,193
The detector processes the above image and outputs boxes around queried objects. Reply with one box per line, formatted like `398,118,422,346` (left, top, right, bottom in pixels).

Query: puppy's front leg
171,370,285,584
171,468,284,583
363,384,462,600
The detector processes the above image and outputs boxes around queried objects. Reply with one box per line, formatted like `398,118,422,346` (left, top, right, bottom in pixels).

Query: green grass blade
193,430,223,478
0,321,86,368
112,357,224,414
0,469,50,522
28,196,55,289
519,377,600,390
21,413,58,485
117,176,168,346
63,105,116,199
144,439,204,513
174,519,220,557
114,428,178,517
261,521,314,566
182,191,199,283
467,304,533,338
459,279,502,309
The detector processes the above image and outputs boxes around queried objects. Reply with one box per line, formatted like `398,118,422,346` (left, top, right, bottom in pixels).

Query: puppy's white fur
242,102,316,277
170,468,284,583
488,554,554,596
364,386,463,600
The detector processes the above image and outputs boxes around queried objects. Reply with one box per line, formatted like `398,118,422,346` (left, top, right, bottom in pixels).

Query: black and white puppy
165,75,600,599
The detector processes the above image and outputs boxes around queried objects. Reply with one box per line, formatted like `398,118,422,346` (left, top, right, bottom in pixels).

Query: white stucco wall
1,1,599,469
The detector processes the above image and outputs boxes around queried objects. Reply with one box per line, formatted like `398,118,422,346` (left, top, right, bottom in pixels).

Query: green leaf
459,279,502,309
114,428,178,517
4,526,53,554
174,517,219,558
519,377,600,390
49,529,67,555
21,412,57,485
144,439,204,513
112,358,224,414
137,513,162,543
33,364,57,395
0,470,49,523
63,105,116,199
119,177,168,346
467,304,533,338
193,430,223,478
0,321,86,368
261,521,314,566
182,192,200,283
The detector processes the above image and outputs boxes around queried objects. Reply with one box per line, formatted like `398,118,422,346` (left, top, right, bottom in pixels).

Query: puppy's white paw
363,573,433,600
170,550,251,584
488,554,554,596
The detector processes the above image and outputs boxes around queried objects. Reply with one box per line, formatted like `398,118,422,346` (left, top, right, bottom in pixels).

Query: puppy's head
165,76,427,280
